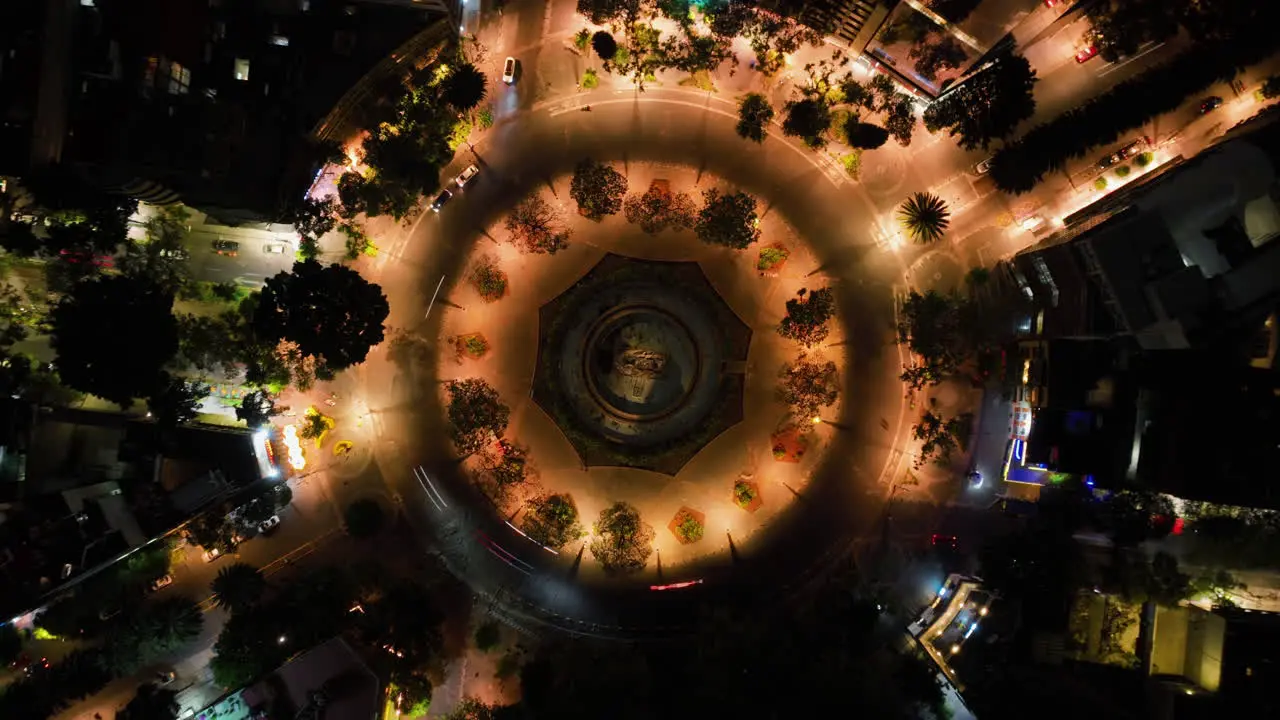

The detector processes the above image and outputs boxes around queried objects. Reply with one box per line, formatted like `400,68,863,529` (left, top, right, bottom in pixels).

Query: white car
502,57,516,84
150,574,174,591
202,547,224,563
455,164,480,188
258,515,281,534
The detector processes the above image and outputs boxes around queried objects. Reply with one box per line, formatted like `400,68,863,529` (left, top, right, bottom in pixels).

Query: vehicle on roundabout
430,188,453,213
454,164,480,188
502,56,516,84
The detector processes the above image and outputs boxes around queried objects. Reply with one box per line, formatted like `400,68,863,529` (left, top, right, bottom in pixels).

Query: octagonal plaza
433,164,851,580
532,253,752,475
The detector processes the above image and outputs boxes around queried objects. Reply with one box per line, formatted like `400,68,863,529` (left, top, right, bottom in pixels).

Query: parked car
212,239,240,256
263,243,287,254
1096,153,1118,171
455,164,480,188
972,157,994,175
150,574,174,591
1075,45,1099,63
502,57,516,84
1199,96,1224,114
430,189,453,213
155,669,177,685
202,547,224,563
258,515,281,535
1116,138,1149,159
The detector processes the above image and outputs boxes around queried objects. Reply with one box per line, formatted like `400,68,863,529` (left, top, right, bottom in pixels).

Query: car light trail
282,425,306,470
412,466,447,510
476,531,532,574
649,579,704,591
504,520,559,555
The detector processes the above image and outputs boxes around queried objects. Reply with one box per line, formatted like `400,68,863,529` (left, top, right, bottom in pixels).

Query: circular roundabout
359,95,910,637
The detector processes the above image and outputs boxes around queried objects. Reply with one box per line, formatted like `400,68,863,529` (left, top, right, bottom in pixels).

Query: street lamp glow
811,416,822,424
950,644,960,655
277,635,287,644
283,425,306,470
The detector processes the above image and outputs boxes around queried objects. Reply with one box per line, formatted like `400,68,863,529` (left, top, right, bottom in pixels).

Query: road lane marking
423,275,446,321
413,466,447,509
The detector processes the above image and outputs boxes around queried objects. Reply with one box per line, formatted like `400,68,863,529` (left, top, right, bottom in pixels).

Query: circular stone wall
532,254,752,475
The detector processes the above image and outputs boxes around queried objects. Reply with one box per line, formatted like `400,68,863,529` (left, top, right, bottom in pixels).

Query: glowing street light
811,416,822,425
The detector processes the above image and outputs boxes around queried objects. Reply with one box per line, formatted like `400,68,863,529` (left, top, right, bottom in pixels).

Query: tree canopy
521,494,585,550
780,356,839,419
694,189,761,249
778,287,837,347
924,54,1037,151
443,62,489,111
211,563,267,613
590,501,654,574
505,195,572,254
624,182,696,233
735,93,774,143
898,192,950,244
50,274,178,408
569,159,628,220
253,260,389,371
446,378,511,456
782,98,831,148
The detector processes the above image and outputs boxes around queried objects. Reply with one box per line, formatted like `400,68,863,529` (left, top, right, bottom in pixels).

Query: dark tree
577,0,641,25
695,189,761,249
569,159,628,220
210,563,266,613
51,275,177,408
521,494,585,550
908,34,968,82
345,499,385,538
782,98,831,148
735,93,775,143
1086,0,1182,62
896,289,962,389
923,54,1037,150
119,206,192,296
623,183,696,234
284,196,337,243
147,373,208,429
883,95,917,147
844,120,890,149
254,260,389,370
236,390,282,429
119,683,179,720
446,378,510,455
780,357,839,419
928,0,982,24
778,287,837,347
484,438,532,498
504,196,571,254
591,31,618,63
361,581,444,667
898,192,950,244
176,313,244,375
443,63,489,111
590,502,654,574
912,399,973,467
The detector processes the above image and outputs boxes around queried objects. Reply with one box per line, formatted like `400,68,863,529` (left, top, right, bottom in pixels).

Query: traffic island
667,507,706,544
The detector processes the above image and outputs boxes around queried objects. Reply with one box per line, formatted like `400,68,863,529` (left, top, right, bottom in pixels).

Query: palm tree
898,192,951,244
443,62,488,111
144,596,203,651
210,563,266,613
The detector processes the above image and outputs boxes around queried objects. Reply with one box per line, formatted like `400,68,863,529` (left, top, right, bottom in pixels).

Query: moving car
58,249,114,267
212,239,240,256
502,57,516,84
1075,45,1099,63
150,574,174,591
972,157,994,175
258,515,281,535
1199,96,1224,114
263,243,287,254
1116,138,1149,159
455,164,480,188
430,188,453,213
202,547,224,563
